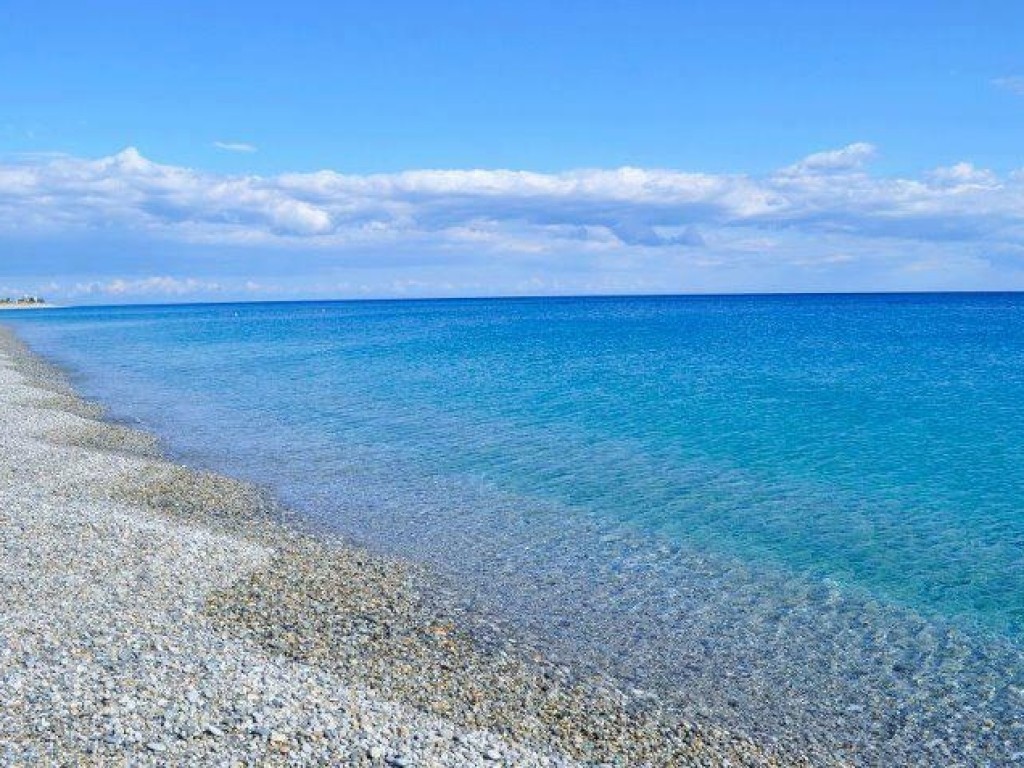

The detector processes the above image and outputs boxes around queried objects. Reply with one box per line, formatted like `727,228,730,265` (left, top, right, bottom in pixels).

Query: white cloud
2,144,1024,298
927,162,998,189
71,276,222,297
993,76,1024,96
0,144,1011,245
781,142,877,175
213,141,258,153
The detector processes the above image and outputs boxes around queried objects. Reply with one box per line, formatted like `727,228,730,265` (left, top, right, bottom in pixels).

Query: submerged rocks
205,534,804,766
0,325,817,767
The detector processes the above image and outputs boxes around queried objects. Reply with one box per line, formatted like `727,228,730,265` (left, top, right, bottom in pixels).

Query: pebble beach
0,326,819,766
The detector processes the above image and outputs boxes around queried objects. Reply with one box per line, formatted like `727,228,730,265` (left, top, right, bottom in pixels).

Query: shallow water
9,294,1024,764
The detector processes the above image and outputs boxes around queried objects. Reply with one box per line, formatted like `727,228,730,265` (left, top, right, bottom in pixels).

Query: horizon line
13,288,1024,311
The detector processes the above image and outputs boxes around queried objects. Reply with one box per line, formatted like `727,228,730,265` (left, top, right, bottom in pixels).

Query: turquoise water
8,294,1024,763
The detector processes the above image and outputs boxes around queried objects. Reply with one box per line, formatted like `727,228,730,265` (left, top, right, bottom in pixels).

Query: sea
8,293,1024,764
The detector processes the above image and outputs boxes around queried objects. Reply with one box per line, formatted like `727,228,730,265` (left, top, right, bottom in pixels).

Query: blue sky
1,1,1023,302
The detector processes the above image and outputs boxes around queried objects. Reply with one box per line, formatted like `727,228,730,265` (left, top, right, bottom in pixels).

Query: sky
1,0,1023,303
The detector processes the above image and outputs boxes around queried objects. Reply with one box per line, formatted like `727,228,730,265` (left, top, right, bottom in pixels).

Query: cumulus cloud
2,144,1024,294
781,142,877,175
213,141,258,153
927,162,998,188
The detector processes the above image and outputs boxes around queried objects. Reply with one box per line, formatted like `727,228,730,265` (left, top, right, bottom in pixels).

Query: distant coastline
0,297,53,310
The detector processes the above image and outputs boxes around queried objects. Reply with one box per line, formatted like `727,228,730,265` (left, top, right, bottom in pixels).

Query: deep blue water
8,294,1024,762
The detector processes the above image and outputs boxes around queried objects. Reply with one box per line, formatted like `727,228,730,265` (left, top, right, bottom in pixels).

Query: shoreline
0,325,809,766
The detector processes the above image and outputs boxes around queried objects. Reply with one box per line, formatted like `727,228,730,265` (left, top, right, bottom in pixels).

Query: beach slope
0,327,810,766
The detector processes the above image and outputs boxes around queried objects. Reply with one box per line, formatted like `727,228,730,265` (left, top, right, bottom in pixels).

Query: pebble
0,326,853,767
